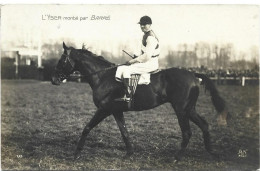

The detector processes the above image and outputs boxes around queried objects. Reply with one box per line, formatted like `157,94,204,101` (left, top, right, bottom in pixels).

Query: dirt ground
1,80,259,170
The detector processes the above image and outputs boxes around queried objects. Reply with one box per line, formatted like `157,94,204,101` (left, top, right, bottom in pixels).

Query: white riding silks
115,35,160,85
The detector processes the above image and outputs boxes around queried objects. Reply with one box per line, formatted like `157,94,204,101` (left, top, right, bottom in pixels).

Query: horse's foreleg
113,112,133,158
74,108,109,159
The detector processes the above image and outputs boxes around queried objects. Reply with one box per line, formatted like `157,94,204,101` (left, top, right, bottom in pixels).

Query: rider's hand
128,59,139,65
125,61,131,65
125,59,140,65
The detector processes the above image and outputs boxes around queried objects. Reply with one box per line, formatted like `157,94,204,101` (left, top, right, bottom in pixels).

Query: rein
88,64,126,75
70,64,126,78
62,51,126,79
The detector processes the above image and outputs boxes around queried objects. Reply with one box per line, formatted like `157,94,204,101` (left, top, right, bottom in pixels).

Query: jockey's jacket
132,29,160,63
115,29,160,82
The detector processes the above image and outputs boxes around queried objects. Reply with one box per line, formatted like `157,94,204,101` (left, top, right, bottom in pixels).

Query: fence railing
209,76,259,86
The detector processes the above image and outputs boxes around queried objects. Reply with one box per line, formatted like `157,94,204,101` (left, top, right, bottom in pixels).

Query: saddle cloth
136,73,150,85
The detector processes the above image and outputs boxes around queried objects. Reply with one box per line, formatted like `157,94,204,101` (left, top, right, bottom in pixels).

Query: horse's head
51,42,76,85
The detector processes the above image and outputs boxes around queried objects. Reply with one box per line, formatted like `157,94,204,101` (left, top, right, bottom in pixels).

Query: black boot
115,78,131,102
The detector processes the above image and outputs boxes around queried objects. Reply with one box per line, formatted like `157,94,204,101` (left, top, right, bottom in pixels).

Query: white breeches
115,58,159,79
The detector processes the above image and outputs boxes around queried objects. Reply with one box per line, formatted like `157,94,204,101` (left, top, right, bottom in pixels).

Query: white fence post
242,76,245,86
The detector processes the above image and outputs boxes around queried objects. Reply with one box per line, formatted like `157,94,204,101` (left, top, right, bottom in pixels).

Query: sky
1,4,259,60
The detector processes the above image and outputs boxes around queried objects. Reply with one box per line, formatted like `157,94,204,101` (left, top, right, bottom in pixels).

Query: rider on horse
115,16,160,102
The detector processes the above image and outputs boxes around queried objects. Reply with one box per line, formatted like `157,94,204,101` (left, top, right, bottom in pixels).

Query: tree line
1,41,258,81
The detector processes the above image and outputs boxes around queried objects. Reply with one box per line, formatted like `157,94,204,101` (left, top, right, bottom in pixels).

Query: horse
51,42,229,162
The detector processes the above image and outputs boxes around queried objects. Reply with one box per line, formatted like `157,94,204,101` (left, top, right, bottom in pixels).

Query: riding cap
138,16,152,25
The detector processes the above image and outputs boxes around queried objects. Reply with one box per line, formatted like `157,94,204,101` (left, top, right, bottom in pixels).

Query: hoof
174,155,181,163
123,152,133,160
174,150,183,162
74,151,81,161
173,159,179,164
208,150,220,160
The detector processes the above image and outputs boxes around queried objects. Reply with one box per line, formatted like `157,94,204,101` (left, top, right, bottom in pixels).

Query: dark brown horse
51,42,228,162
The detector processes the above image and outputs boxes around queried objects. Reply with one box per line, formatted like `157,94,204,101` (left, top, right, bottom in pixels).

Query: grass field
1,80,259,170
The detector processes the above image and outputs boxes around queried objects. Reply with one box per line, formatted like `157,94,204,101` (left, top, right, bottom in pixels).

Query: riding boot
123,78,131,101
115,78,131,102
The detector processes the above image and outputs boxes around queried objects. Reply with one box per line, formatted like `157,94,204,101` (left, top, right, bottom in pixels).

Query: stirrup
114,94,131,102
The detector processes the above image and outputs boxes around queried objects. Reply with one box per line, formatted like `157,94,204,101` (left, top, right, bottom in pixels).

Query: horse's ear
63,42,71,55
82,43,86,50
63,42,68,50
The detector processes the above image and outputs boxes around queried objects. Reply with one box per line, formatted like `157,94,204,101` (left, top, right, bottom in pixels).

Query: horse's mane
71,47,115,66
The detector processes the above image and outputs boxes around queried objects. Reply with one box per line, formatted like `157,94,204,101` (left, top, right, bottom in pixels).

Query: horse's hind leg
172,104,192,161
74,108,110,159
113,112,133,158
189,108,213,154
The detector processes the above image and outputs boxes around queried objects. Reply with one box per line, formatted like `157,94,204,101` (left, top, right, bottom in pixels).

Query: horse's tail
194,73,229,126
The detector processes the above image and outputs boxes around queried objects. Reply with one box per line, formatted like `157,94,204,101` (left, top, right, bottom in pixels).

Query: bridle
54,53,75,80
56,51,126,80
63,53,75,71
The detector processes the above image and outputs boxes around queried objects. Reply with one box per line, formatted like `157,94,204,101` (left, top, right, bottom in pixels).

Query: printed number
16,155,23,158
238,149,247,157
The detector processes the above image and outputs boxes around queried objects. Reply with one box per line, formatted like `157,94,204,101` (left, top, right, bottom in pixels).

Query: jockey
115,16,160,102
